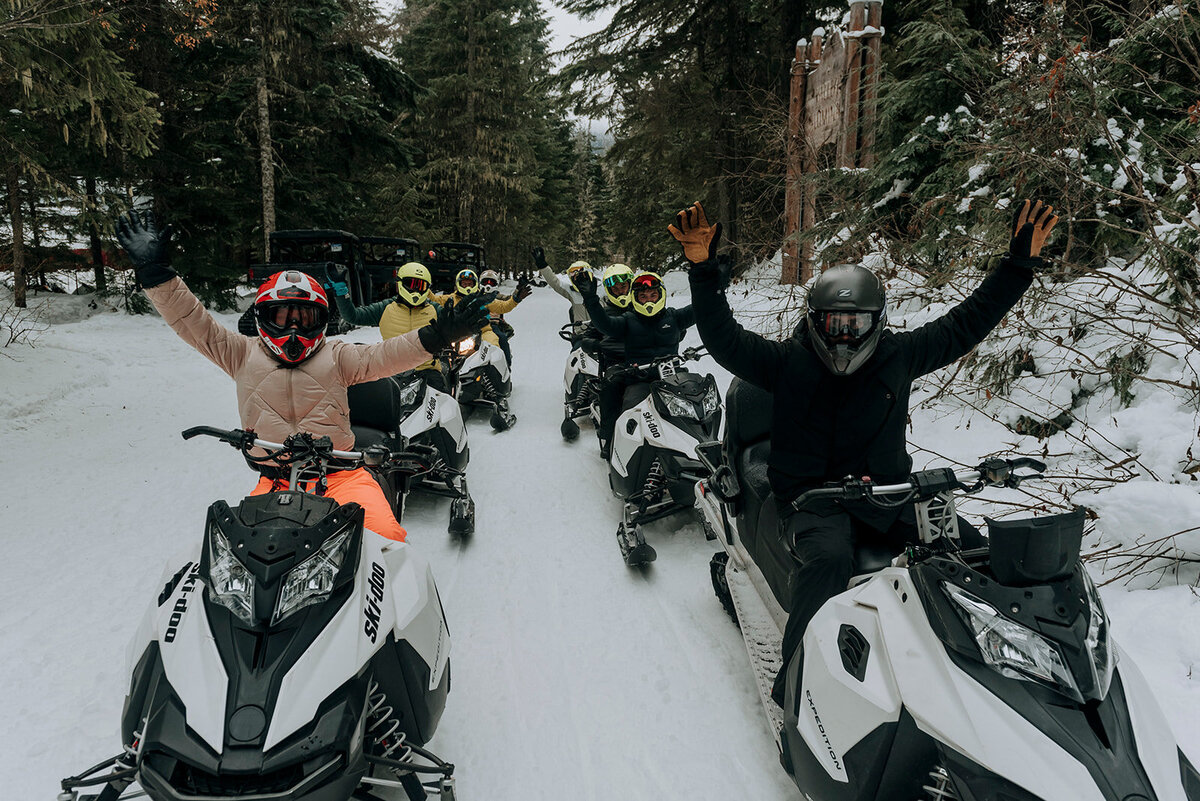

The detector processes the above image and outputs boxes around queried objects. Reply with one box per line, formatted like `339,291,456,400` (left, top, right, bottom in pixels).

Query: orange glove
668,201,722,264
1008,199,1059,259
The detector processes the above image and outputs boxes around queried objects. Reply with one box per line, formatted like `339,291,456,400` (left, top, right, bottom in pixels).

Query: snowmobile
694,378,1200,801
606,346,722,566
447,334,516,432
348,369,475,536
60,427,456,801
557,321,622,442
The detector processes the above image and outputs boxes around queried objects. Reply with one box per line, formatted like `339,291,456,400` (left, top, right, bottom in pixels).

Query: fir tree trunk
7,162,26,308
86,176,106,292
256,70,275,262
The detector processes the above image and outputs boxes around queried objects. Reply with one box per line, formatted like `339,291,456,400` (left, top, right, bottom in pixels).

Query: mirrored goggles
814,310,876,343
480,277,499,289
401,277,429,294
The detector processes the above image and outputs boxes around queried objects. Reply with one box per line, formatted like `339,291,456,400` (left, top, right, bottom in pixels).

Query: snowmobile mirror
985,506,1085,587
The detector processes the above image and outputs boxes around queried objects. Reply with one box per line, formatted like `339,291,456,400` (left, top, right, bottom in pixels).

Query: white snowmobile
448,334,516,432
348,370,475,536
558,321,620,442
606,347,722,566
694,378,1200,800
59,428,455,801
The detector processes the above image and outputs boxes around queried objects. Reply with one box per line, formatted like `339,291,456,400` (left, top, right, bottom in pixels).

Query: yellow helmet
630,271,666,317
602,263,634,308
395,262,432,306
455,268,480,296
567,260,591,277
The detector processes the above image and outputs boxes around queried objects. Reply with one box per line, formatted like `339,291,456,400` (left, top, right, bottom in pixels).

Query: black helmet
806,264,886,375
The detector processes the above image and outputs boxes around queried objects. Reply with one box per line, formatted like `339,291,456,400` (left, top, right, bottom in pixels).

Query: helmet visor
632,275,662,304
814,310,876,344
604,274,632,295
480,277,499,289
401,276,429,294
268,302,322,329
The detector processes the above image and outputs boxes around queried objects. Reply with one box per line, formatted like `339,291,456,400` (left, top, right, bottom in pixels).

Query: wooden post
782,39,807,286
800,33,822,284
839,2,866,169
858,2,884,168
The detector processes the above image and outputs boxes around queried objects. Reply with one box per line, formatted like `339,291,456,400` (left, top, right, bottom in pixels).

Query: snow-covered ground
1,272,1197,799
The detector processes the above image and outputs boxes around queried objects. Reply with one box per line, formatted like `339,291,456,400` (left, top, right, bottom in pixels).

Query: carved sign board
806,33,847,150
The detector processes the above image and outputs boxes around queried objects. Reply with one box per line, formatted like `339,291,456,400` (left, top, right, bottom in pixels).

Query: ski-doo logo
642,410,661,438
163,564,202,644
363,561,386,643
805,689,843,773
425,395,437,423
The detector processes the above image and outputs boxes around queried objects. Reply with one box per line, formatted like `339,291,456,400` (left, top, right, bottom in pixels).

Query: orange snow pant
251,467,406,541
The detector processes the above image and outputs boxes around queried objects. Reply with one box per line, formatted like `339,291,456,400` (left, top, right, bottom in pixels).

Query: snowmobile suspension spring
366,680,413,763
643,459,666,498
921,765,959,801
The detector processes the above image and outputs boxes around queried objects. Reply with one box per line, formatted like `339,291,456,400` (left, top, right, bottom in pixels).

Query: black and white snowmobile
447,335,516,432
557,321,619,442
694,379,1200,801
60,428,455,801
606,347,722,566
348,370,475,536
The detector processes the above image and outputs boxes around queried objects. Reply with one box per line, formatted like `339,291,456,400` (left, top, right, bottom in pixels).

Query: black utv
246,230,365,334
423,242,485,292
361,236,420,302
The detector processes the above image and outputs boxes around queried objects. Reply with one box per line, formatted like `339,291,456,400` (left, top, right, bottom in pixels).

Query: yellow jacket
433,292,520,346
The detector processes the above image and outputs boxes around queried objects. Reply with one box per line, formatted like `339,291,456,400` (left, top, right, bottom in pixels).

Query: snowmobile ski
617,522,657,566
448,495,475,536
560,417,580,441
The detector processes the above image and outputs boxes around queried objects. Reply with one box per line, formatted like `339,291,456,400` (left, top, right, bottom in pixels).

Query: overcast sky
377,0,614,54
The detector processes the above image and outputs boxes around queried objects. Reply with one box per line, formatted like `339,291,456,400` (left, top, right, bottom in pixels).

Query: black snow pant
778,503,984,684
597,373,652,445
417,366,449,394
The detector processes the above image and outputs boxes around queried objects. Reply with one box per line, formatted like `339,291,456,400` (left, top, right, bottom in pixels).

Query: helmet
480,269,501,290
395,262,432,306
602,263,634,308
254,270,330,365
630,271,665,317
455,268,479,296
806,263,886,375
567,260,591,277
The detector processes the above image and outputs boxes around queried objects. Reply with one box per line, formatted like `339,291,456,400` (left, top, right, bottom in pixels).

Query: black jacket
582,290,696,363
689,258,1034,514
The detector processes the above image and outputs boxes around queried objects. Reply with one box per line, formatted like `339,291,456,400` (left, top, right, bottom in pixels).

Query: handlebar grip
182,426,236,441
1010,457,1047,473
790,486,843,511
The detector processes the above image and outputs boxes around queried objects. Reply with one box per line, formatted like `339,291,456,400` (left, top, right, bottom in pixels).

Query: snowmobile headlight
207,524,256,625
659,390,700,420
273,527,354,624
398,377,424,408
455,337,477,356
1083,571,1116,699
943,582,1082,701
700,384,720,417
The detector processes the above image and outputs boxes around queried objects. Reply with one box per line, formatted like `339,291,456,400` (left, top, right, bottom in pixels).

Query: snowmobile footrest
725,560,785,744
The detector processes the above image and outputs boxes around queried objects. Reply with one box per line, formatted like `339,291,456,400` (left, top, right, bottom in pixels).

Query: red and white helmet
253,270,330,365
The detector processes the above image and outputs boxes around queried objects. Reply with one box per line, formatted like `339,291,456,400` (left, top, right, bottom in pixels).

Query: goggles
813,310,877,343
632,276,662,302
401,277,429,294
266,302,322,329
458,276,478,289
480,277,499,289
604,274,632,292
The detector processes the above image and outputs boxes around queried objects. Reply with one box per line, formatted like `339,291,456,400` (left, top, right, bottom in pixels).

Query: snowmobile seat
348,376,404,436
724,378,774,531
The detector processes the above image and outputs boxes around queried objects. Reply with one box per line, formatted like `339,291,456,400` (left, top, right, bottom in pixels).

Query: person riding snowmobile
116,211,489,542
326,261,454,393
670,198,1059,705
578,269,695,459
433,268,530,365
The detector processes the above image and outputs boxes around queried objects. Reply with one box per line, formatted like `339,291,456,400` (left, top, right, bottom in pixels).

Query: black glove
531,246,548,271
116,210,177,288
573,270,597,296
417,295,492,353
515,275,532,302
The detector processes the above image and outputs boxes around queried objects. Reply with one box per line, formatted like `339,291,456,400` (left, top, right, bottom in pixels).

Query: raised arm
670,202,786,390
580,280,629,339
331,292,389,327
533,246,577,303
117,212,250,377
901,199,1057,377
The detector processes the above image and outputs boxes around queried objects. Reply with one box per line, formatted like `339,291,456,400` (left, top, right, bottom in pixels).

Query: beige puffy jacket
145,277,432,452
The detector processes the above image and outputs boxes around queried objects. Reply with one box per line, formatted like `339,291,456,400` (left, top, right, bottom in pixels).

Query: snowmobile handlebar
790,456,1047,512
607,347,707,378
182,426,372,462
